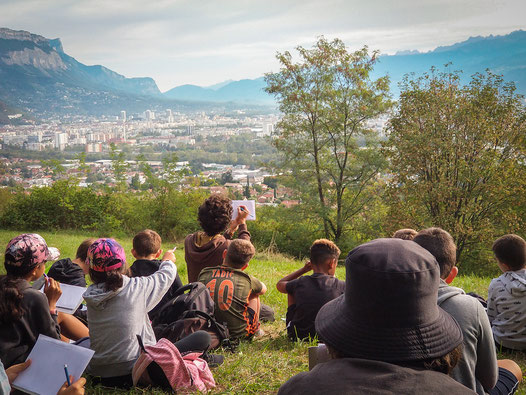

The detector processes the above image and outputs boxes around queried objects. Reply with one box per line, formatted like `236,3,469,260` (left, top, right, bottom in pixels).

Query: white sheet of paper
232,200,256,220
40,283,86,314
12,335,94,395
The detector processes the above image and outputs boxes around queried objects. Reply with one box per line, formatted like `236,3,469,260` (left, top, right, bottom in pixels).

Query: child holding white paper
184,194,251,282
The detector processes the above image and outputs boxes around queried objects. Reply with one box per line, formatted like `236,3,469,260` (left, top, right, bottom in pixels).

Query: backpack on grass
154,310,230,349
152,282,214,326
152,282,230,349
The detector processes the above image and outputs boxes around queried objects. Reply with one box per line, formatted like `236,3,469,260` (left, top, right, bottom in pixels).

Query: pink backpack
132,336,215,392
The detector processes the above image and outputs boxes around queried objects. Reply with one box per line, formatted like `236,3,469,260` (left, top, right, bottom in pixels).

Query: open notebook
12,335,94,395
40,282,86,314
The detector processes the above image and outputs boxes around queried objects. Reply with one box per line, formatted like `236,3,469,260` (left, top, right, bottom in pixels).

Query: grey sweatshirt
487,269,526,350
83,261,177,377
437,280,498,394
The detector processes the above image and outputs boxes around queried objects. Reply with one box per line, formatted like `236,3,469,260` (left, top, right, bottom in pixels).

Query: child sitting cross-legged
277,239,345,341
129,229,183,320
198,239,267,340
488,234,526,352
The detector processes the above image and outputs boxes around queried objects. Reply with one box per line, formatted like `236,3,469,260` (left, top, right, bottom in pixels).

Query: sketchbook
232,200,256,221
40,282,86,314
12,334,94,395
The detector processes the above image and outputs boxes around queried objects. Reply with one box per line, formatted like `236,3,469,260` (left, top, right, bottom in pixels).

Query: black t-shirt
129,259,184,320
285,273,345,340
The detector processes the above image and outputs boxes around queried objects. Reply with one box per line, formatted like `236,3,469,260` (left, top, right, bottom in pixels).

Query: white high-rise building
264,123,274,135
166,109,174,123
120,110,126,122
145,110,155,121
54,132,68,151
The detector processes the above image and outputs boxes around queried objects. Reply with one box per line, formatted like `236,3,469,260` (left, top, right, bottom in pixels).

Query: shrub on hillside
0,180,110,231
0,182,206,242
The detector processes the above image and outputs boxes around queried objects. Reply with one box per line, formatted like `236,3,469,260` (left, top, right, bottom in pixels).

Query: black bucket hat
315,238,463,362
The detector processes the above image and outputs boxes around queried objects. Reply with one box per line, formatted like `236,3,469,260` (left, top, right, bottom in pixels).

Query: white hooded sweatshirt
487,269,526,350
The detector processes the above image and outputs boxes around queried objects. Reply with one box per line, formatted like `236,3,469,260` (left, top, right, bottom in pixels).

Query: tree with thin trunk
265,37,391,242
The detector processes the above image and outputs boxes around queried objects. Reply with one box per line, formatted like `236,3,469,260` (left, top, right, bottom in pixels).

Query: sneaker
201,352,224,368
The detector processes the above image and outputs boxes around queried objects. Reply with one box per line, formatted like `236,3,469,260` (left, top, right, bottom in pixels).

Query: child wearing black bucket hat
278,238,476,395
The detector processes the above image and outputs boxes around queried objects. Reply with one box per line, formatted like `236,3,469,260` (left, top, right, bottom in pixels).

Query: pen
64,364,71,386
43,273,49,285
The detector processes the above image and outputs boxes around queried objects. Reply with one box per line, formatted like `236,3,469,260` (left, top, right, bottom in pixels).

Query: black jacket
129,259,183,320
47,258,87,287
0,280,61,368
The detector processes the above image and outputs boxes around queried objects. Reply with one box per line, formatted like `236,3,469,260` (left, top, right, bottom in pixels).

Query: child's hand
235,205,249,224
58,376,86,395
304,261,313,272
6,359,31,383
162,250,176,263
44,277,62,309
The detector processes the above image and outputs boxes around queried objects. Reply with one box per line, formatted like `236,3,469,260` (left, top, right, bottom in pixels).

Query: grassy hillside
0,230,524,394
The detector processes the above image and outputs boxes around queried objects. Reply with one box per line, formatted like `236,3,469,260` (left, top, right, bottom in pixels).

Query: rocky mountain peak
0,28,49,44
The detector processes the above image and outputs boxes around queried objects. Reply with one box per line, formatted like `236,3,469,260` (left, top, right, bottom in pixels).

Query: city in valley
0,109,307,207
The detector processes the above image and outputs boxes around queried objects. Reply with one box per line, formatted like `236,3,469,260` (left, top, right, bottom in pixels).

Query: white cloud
0,0,524,89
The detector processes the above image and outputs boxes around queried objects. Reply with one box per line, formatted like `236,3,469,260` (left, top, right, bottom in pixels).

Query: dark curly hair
198,194,233,236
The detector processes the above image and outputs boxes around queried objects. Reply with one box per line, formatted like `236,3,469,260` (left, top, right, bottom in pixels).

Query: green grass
0,230,525,394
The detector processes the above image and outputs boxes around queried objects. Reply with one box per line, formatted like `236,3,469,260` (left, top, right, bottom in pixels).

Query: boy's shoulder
438,283,484,319
287,273,344,294
201,265,250,278
490,269,526,296
129,259,162,276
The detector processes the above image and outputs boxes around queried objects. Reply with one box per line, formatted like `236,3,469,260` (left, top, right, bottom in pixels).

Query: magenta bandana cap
87,238,126,272
5,233,60,269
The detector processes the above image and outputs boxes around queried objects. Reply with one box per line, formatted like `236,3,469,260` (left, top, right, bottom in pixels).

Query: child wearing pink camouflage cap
83,238,180,388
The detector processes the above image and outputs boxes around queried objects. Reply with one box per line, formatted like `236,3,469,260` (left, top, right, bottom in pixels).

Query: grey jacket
437,280,497,395
83,260,177,377
487,269,526,350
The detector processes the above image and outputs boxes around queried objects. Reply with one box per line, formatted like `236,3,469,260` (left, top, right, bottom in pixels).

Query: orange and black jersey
198,266,263,339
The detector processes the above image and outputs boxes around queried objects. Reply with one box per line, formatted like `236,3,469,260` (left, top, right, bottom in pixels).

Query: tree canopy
386,68,526,264
265,37,391,242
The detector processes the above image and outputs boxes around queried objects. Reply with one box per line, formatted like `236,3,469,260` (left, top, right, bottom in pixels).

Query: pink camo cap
87,238,126,272
5,233,60,269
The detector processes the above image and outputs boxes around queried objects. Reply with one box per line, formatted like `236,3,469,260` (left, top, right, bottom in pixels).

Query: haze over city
1,0,525,90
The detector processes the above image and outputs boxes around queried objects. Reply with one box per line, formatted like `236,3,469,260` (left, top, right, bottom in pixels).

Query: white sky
1,0,525,91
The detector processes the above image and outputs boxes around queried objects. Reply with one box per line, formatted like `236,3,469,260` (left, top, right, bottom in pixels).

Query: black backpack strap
136,334,148,354
172,282,197,298
186,283,208,307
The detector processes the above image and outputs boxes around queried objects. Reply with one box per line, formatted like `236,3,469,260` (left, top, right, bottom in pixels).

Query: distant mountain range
373,30,526,96
164,78,269,104
0,28,269,121
166,30,526,102
0,27,525,122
